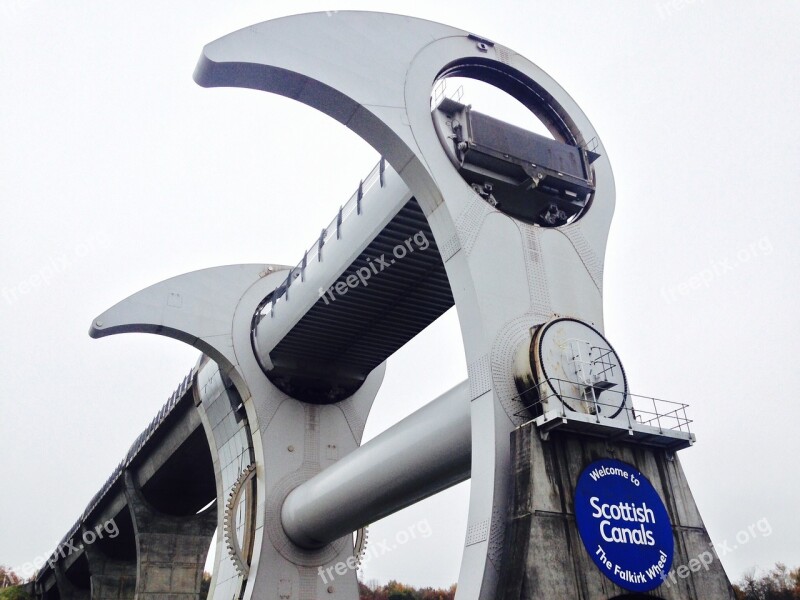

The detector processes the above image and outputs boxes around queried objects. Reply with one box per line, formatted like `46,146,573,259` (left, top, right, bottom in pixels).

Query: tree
419,584,456,600
0,568,22,588
733,563,800,600
386,580,416,600
0,586,32,600
359,579,386,600
358,578,455,600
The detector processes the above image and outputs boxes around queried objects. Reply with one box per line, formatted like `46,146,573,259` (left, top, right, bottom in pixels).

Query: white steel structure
83,11,723,600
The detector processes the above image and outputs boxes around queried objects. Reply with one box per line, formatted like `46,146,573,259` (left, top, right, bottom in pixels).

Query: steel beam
281,381,471,549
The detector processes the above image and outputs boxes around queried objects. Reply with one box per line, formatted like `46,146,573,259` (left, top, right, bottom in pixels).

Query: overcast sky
1,0,798,591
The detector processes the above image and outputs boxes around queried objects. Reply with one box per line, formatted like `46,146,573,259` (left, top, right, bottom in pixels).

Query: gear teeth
354,526,370,568
223,464,256,578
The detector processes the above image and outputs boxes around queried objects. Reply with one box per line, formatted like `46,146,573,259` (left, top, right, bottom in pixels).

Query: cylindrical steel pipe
281,381,471,549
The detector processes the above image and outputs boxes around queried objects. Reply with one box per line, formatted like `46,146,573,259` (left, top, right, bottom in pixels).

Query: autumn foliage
733,563,800,600
358,579,456,600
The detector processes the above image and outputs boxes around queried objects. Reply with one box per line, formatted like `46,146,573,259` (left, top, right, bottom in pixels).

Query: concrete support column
499,424,735,600
123,471,217,600
83,534,137,600
54,564,90,600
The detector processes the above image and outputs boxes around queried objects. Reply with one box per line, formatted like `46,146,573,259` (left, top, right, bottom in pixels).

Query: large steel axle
281,381,472,548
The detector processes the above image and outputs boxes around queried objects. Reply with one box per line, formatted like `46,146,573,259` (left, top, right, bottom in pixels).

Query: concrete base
84,541,136,600
54,565,90,600
499,424,735,600
123,472,217,600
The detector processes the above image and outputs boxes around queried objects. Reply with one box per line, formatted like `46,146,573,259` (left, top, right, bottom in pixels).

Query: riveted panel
487,506,507,565
454,195,495,258
468,355,493,400
337,397,368,442
523,227,552,319
465,518,490,546
491,315,545,425
441,233,462,262
560,224,603,294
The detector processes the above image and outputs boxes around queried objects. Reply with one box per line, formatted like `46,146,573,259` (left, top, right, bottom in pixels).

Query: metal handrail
303,159,382,266
512,377,693,435
255,159,386,318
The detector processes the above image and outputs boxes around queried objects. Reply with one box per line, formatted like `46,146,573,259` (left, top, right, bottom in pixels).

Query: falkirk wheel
64,11,736,600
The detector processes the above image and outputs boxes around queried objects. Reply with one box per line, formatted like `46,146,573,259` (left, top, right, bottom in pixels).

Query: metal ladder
568,339,618,416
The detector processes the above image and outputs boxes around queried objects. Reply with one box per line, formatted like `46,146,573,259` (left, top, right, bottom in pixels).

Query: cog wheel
354,525,369,568
224,463,256,577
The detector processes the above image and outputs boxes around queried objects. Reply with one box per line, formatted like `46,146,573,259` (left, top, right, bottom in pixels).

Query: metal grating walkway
267,198,454,401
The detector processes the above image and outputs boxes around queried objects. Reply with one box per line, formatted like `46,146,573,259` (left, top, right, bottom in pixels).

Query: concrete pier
53,565,89,600
83,533,136,600
499,424,736,599
123,472,216,600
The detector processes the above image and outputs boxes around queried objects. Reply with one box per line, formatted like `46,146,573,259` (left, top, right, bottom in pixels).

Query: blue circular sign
575,459,674,592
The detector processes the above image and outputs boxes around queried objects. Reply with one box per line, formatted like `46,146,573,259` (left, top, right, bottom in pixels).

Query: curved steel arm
90,264,288,370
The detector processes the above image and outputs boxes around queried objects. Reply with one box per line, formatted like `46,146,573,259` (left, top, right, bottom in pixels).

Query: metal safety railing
567,338,618,387
432,78,464,106
253,158,388,320
512,377,693,437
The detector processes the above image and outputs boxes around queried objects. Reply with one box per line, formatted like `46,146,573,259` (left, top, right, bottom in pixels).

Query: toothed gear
224,463,256,577
354,526,369,568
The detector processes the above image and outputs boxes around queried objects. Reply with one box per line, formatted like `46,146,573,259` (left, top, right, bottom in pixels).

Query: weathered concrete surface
54,564,90,600
34,371,211,600
123,472,216,600
499,424,735,600
83,536,136,600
